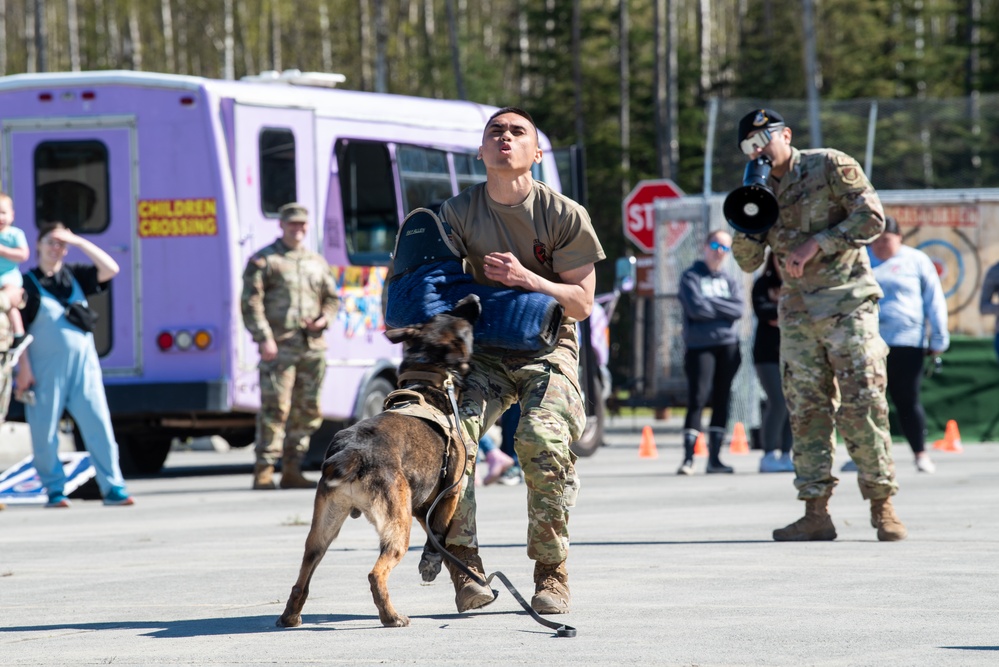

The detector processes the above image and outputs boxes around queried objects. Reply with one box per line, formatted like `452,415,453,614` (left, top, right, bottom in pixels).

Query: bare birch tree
67,0,81,71
374,0,388,92
272,0,282,71
422,0,441,96
359,0,372,89
224,0,234,79
620,0,631,196
319,1,333,73
34,0,47,72
0,0,6,75
26,4,36,73
235,0,254,75
699,0,711,96
107,0,122,68
517,0,530,98
162,0,176,72
128,2,142,70
445,0,465,98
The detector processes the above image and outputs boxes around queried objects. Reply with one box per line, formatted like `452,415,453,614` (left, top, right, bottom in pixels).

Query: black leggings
886,346,927,455
683,343,742,431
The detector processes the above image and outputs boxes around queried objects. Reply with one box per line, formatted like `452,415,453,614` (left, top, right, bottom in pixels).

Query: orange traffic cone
693,432,707,457
932,419,964,453
639,426,659,459
729,422,750,454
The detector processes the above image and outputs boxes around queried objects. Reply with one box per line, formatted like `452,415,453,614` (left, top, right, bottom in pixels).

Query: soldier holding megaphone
726,108,909,545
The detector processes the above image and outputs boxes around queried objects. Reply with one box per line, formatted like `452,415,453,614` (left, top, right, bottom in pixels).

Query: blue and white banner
0,453,95,504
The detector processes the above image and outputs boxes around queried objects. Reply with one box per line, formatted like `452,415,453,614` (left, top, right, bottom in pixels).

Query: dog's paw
382,614,411,628
419,551,443,582
276,614,302,628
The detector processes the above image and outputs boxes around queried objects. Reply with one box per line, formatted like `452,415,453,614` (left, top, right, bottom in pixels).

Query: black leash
422,377,576,638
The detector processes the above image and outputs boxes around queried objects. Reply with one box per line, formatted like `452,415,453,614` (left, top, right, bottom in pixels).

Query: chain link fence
707,95,999,194
653,198,760,436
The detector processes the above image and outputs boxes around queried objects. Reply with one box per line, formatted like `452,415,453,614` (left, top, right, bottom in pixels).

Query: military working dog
277,295,481,628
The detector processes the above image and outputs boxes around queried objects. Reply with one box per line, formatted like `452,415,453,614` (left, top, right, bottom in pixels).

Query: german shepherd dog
277,295,481,628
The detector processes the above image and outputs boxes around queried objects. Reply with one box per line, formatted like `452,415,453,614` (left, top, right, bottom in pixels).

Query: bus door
1,118,139,376
231,104,317,408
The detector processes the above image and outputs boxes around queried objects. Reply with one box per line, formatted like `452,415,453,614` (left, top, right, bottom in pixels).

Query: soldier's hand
785,238,820,278
259,339,278,362
303,316,326,332
483,252,535,290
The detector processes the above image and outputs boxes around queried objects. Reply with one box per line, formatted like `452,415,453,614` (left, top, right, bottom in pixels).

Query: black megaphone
723,156,779,235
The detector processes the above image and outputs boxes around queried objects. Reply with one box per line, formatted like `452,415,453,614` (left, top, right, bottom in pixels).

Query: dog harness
383,378,470,481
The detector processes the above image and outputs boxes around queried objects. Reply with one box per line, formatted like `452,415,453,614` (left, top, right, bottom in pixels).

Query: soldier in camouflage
730,109,907,542
426,107,604,616
241,203,339,491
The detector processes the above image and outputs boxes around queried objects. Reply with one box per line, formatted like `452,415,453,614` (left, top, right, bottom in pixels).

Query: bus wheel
72,426,172,476
117,434,173,476
359,376,395,421
570,378,605,458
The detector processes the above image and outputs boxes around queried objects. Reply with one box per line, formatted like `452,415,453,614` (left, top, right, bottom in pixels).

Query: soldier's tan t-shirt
439,179,605,298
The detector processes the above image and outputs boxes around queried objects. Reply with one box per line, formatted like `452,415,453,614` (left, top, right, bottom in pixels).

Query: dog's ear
385,325,422,344
450,294,482,326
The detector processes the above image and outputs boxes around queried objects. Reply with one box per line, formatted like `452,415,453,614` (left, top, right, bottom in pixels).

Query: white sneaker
915,455,936,473
676,460,695,476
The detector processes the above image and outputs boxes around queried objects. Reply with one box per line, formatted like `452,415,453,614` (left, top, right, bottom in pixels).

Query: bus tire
571,376,605,458
358,376,395,421
73,425,172,476
117,433,173,476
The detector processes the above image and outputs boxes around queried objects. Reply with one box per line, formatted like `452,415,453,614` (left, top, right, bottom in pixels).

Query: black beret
737,108,785,145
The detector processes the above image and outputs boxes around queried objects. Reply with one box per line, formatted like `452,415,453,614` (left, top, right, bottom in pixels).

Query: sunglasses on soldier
740,126,783,157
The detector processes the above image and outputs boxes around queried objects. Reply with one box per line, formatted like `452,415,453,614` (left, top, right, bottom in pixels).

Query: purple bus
0,70,579,473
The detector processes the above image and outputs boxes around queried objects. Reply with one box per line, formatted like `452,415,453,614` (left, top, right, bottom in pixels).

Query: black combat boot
706,427,734,474
676,429,698,475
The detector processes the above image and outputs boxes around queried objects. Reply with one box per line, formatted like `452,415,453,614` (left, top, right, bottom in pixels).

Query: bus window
32,140,113,356
336,139,398,265
34,140,109,233
259,128,297,215
397,145,452,213
453,151,486,192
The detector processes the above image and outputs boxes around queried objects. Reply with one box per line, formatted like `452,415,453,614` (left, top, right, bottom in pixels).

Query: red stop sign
623,179,684,253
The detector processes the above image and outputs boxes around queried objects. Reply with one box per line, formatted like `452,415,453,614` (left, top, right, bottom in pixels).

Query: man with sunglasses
676,230,744,475
730,108,907,542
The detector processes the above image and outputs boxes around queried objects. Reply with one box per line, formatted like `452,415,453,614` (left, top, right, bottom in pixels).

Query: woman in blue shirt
868,217,949,473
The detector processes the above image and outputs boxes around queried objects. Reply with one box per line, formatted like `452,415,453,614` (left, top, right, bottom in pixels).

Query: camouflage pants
255,343,326,465
782,300,898,500
445,333,585,565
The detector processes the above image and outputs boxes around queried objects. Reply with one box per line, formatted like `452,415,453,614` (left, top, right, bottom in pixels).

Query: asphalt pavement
1,415,998,666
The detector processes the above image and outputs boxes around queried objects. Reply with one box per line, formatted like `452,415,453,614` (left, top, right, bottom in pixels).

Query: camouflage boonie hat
279,202,309,223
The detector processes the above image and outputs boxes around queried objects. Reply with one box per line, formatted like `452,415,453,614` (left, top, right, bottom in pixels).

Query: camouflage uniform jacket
732,146,885,320
241,239,339,350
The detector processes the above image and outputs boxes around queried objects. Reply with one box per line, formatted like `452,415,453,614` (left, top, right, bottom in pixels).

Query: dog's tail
321,449,363,489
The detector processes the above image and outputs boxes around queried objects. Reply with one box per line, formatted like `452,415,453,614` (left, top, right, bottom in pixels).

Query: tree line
3,0,999,282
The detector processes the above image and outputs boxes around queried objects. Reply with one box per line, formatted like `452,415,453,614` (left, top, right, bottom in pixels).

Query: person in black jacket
752,251,794,473
677,230,744,475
